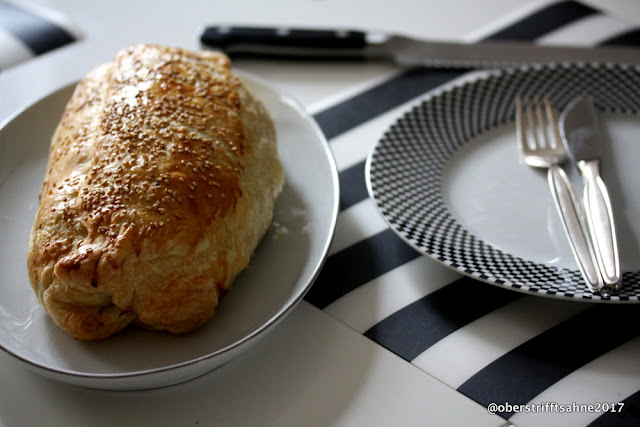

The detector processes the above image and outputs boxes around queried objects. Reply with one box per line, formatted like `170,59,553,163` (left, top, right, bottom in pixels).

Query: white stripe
0,28,34,70
511,336,640,427
324,256,460,333
329,198,388,255
537,13,637,46
411,297,588,388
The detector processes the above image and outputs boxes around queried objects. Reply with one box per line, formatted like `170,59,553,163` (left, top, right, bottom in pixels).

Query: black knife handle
200,26,369,59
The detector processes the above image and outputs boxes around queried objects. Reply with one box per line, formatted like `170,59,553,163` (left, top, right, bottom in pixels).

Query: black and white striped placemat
0,0,81,71
303,1,640,425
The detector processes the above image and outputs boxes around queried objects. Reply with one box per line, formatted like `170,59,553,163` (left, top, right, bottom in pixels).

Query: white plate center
442,113,640,273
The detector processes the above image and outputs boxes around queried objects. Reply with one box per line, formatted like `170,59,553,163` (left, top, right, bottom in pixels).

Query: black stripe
0,1,75,55
339,160,368,211
304,228,420,308
363,277,521,361
589,388,640,426
458,305,640,419
486,0,598,41
601,29,640,47
313,68,466,140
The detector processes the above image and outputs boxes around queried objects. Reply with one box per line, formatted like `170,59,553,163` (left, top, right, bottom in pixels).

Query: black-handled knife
200,25,640,68
200,27,372,60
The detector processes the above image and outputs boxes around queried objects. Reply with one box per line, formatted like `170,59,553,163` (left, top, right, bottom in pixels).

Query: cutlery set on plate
516,96,620,294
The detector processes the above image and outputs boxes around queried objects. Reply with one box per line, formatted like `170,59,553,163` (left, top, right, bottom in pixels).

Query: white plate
367,63,640,302
0,71,339,389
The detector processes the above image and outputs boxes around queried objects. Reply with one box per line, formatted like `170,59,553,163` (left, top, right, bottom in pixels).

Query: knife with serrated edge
200,26,640,67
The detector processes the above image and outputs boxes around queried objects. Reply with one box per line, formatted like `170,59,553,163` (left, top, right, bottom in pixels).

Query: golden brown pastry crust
27,44,284,340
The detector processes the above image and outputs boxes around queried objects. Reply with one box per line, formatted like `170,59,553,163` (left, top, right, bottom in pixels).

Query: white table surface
1,1,640,426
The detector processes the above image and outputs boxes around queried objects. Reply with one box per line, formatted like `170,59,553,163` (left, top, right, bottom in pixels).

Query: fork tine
516,97,529,154
544,96,562,150
525,97,539,150
534,96,550,149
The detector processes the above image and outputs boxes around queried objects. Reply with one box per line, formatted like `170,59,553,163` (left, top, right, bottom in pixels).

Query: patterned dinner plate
367,63,640,302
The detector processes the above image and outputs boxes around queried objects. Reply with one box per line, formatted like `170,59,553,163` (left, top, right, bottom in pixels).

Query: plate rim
0,70,340,387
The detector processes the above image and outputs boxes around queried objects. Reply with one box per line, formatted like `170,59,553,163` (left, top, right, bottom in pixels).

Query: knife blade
199,26,640,68
560,96,621,289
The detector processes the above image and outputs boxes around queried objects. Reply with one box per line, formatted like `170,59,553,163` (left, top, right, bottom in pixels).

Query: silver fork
516,96,604,292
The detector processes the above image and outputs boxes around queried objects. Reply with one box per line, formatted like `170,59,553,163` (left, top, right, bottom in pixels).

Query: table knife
560,96,621,289
200,26,640,68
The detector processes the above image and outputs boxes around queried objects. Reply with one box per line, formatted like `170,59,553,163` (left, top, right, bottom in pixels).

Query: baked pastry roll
27,44,284,340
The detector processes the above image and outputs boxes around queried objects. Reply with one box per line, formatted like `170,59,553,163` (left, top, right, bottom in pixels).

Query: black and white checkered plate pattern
367,63,640,302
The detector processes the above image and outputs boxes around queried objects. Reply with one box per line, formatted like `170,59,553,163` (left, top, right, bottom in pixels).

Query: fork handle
578,159,621,289
548,165,603,292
